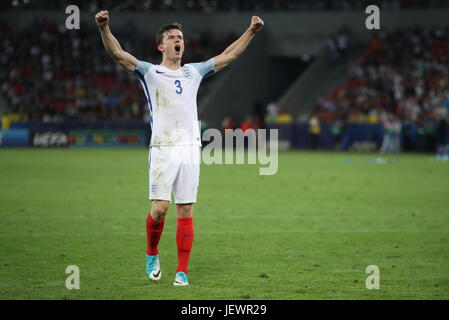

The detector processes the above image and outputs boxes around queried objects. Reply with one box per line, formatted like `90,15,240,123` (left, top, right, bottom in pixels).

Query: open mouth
175,45,181,53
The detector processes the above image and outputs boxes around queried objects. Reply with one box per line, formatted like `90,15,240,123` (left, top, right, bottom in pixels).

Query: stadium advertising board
31,131,69,148
67,130,146,147
0,129,29,147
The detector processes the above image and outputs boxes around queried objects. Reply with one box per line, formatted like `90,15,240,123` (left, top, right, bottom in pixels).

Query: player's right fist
95,10,109,27
249,16,264,33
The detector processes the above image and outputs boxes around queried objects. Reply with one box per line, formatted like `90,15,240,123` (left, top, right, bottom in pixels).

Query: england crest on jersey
181,66,193,79
151,183,158,194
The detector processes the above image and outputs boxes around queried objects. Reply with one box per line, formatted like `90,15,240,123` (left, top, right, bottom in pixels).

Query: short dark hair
156,23,183,44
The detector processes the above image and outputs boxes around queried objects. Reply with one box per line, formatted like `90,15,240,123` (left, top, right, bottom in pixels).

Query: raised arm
95,10,138,72
213,16,264,73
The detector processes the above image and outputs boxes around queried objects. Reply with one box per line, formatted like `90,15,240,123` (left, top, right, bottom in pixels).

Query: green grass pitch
0,149,448,299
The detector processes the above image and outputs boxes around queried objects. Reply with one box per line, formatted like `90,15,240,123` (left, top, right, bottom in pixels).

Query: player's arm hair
213,16,264,73
96,11,138,72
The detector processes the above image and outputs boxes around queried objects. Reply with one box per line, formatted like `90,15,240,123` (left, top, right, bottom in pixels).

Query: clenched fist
95,10,109,28
249,16,264,33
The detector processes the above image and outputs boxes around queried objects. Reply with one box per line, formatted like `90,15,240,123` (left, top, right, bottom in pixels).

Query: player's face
159,29,184,60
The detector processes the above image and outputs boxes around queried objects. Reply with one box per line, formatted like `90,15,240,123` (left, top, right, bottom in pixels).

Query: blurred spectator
240,115,253,132
309,113,321,149
265,101,278,124
276,108,293,124
336,31,349,59
330,119,345,150
325,31,350,62
380,113,401,153
326,36,339,61
222,116,234,130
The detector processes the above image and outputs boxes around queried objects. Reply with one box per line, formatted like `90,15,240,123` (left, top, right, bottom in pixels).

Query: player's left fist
249,16,264,33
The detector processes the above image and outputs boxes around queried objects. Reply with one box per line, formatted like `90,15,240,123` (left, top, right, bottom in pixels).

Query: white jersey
133,58,215,146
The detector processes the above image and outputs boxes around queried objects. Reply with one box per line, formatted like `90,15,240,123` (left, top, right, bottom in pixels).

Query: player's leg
146,200,169,280
172,146,200,286
173,203,194,286
147,200,169,256
146,146,178,280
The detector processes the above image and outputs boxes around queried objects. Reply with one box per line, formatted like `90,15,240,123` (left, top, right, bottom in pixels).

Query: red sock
176,217,194,274
146,213,165,256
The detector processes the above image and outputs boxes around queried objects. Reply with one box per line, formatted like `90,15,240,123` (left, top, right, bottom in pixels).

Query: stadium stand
0,20,234,122
1,3,449,152
3,0,449,12
305,26,449,151
314,27,449,123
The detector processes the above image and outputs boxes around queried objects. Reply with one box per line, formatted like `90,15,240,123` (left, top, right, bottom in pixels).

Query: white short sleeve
134,60,153,76
190,58,215,79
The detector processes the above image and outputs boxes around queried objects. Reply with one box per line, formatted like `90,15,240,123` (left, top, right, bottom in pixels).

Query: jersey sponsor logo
181,67,192,79
156,70,164,74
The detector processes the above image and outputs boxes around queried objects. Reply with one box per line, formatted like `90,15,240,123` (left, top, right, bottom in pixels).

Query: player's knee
152,202,169,219
176,204,193,218
153,208,167,219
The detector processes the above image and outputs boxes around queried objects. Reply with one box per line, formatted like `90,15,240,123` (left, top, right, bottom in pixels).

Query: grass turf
0,149,448,299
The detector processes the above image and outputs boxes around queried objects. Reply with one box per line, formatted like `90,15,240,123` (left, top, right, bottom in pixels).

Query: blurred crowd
311,26,449,146
0,20,234,122
232,26,449,152
4,0,449,12
262,26,449,129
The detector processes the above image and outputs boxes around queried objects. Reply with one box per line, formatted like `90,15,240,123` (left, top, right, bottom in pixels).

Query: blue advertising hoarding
0,129,29,147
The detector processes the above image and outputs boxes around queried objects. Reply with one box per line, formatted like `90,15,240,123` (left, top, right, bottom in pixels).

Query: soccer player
96,10,264,286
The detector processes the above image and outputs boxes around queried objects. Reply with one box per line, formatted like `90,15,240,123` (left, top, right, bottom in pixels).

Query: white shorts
148,145,200,204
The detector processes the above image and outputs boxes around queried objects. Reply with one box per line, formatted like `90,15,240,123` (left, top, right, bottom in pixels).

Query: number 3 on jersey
174,80,183,94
